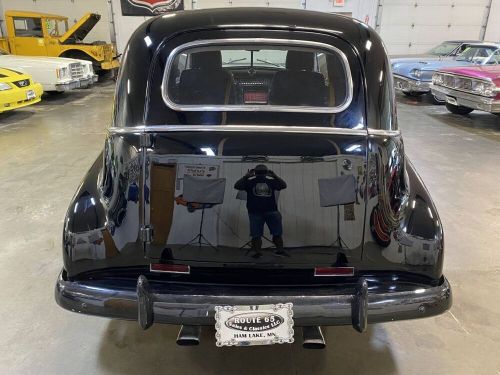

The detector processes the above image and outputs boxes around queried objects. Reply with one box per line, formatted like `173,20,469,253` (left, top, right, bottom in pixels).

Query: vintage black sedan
55,8,452,348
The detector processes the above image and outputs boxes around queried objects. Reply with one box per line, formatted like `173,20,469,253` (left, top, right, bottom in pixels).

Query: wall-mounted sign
333,0,345,6
120,0,184,16
180,164,219,179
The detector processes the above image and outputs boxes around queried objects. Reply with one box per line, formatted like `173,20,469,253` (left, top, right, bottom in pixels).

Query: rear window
163,40,352,113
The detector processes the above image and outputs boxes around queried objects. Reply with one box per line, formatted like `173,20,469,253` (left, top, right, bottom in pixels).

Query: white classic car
0,49,98,92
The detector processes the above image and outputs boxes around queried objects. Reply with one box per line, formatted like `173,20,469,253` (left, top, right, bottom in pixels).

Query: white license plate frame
215,303,294,347
26,90,36,100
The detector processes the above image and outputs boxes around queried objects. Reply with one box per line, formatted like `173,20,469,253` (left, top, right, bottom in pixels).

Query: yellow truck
0,10,119,73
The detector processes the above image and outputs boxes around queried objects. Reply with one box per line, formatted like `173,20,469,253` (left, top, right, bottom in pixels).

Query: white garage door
193,0,303,9
378,0,491,55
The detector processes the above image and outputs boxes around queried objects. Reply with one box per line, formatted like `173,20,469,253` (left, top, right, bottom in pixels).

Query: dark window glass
13,17,43,37
164,44,351,111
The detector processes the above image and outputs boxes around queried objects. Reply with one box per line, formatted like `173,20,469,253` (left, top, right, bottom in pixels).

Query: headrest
190,51,223,70
286,51,315,71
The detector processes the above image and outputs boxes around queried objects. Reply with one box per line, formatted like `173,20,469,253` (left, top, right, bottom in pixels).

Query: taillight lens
150,263,190,274
314,267,354,277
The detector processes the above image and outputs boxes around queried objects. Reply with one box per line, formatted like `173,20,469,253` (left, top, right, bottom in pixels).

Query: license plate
26,90,36,100
446,96,458,106
215,303,294,347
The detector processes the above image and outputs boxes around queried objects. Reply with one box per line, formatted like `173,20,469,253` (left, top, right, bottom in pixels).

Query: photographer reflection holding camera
234,164,287,258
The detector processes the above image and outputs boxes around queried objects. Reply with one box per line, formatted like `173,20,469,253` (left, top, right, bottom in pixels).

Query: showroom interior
0,0,499,374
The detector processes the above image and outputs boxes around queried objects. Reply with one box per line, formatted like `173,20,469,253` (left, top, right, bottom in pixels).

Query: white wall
377,0,494,55
484,0,500,42
2,0,497,56
110,0,150,54
0,0,111,42
110,0,377,54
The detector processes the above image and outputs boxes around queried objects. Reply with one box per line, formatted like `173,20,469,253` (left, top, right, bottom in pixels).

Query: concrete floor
1,85,499,374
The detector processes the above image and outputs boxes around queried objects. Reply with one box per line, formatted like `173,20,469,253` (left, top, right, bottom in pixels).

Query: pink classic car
430,63,500,115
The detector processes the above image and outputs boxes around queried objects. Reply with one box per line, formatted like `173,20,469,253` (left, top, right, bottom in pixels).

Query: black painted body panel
113,7,396,130
62,8,443,286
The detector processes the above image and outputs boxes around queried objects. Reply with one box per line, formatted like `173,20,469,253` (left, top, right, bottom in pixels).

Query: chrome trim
302,326,326,349
433,71,495,85
55,270,452,327
430,84,500,113
108,125,367,136
368,129,401,137
54,80,80,92
393,74,430,93
431,72,498,98
107,126,146,134
160,38,354,114
176,325,201,346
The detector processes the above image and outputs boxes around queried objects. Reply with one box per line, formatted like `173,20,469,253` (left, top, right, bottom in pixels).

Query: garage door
378,0,491,55
193,0,303,8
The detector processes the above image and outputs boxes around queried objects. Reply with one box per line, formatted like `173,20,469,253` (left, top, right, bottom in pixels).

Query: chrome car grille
433,72,498,97
440,74,474,91
69,63,84,79
13,79,30,88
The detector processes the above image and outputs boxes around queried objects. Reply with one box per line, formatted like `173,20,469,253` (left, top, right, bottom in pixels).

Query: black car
56,8,452,348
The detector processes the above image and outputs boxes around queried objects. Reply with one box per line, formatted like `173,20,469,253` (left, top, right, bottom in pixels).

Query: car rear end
56,9,451,347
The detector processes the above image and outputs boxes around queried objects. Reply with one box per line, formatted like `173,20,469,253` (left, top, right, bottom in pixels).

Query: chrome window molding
367,129,401,137
108,125,401,136
160,38,354,114
108,125,366,136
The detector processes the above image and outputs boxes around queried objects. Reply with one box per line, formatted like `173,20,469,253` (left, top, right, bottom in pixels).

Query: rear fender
363,133,443,280
63,133,145,277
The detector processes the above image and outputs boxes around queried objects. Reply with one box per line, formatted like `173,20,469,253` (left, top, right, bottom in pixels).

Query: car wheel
445,103,474,115
403,91,424,97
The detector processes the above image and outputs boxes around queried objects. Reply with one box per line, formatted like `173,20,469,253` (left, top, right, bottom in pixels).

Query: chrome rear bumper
55,270,452,330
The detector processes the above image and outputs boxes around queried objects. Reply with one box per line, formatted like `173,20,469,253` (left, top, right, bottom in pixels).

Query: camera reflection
234,164,288,258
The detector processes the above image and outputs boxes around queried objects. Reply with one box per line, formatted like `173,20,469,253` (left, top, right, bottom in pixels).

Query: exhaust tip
176,325,201,346
303,341,326,350
176,338,200,346
302,326,326,349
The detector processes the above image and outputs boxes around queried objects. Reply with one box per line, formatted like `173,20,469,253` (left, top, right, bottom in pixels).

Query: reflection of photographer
234,164,287,258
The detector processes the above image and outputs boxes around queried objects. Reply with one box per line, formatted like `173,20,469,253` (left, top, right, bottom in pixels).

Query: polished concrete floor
1,85,499,374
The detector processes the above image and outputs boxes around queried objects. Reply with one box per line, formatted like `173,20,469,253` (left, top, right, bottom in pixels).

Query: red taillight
314,267,354,277
244,91,268,104
150,263,190,274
